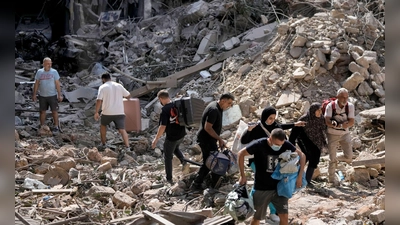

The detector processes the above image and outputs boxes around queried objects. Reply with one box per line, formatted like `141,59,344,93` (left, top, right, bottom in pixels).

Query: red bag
321,97,348,117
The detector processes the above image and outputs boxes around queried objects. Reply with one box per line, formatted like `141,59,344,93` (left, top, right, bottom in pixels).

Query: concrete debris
15,0,385,224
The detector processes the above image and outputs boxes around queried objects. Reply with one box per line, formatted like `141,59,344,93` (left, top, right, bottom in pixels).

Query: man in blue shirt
237,128,306,225
32,57,63,132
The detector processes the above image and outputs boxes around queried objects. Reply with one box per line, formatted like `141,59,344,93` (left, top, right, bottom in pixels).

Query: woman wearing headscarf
289,102,327,186
239,106,305,222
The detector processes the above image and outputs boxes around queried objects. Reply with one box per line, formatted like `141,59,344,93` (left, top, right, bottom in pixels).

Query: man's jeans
164,137,185,181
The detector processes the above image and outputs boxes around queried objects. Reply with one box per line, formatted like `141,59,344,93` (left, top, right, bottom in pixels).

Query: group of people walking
35,57,355,225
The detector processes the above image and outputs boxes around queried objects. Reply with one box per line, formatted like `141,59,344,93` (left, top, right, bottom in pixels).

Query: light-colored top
97,81,130,115
35,68,60,97
324,99,355,135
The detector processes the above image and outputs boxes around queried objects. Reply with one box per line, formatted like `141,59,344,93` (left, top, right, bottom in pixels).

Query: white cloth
97,81,130,115
324,100,355,135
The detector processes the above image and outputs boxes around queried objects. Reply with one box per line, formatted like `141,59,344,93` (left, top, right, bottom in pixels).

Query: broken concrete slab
193,31,217,61
63,87,98,103
275,91,302,108
242,22,278,42
222,105,242,126
342,72,365,91
293,67,307,79
15,91,26,104
359,106,385,120
290,47,302,58
223,37,240,51
112,191,137,208
182,0,210,24
209,63,222,73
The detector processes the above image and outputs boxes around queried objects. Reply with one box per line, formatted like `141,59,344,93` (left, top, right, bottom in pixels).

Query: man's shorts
101,115,125,129
252,189,288,220
39,95,58,111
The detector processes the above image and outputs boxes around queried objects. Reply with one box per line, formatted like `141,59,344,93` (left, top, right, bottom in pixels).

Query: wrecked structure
15,0,385,224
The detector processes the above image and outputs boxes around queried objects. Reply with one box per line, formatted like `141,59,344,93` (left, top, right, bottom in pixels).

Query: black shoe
181,159,187,166
189,182,203,191
166,179,175,185
97,144,106,152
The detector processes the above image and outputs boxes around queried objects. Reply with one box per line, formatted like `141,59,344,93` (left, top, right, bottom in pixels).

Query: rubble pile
15,0,385,224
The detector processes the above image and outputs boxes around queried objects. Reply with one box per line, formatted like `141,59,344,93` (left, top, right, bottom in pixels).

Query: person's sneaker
97,144,106,152
189,182,203,192
51,126,60,133
166,179,175,185
269,213,280,222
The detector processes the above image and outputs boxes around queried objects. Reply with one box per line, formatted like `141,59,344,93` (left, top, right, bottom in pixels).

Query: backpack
321,97,349,117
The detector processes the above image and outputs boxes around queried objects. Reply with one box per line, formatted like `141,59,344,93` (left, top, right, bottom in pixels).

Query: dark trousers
193,140,221,188
298,139,322,183
164,137,185,181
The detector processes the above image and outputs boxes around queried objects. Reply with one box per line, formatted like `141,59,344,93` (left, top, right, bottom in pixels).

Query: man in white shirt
324,88,355,186
94,73,131,154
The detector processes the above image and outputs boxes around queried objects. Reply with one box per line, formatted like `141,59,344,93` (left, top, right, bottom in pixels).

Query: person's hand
239,176,247,186
218,138,226,150
341,122,348,129
295,121,306,127
296,176,302,188
151,138,158,149
32,95,37,102
58,95,63,102
247,123,257,131
94,112,100,121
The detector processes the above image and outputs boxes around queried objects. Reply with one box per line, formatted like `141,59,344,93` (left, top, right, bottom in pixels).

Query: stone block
112,191,137,208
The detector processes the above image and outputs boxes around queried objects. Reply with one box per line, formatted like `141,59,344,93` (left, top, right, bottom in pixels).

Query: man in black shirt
152,90,187,184
237,128,306,225
190,93,235,191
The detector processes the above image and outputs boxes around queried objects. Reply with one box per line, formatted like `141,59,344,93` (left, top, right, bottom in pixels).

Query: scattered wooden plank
187,208,213,218
203,215,233,225
375,151,385,157
129,43,251,97
44,215,88,225
352,157,385,167
15,211,32,225
109,214,143,223
142,210,175,225
31,188,77,194
37,208,67,216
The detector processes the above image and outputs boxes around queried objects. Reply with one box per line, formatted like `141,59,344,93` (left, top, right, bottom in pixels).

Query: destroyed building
15,0,385,224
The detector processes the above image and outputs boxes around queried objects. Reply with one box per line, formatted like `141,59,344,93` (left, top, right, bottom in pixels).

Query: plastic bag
224,149,239,175
224,184,255,222
279,151,299,174
271,161,307,198
231,120,248,153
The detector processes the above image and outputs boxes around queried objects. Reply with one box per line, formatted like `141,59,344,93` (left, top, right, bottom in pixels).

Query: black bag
173,97,205,127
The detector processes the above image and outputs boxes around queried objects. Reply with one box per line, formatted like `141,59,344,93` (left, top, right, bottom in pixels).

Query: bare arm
342,118,354,129
325,116,336,128
204,122,225,148
238,148,250,185
55,80,63,101
32,80,40,101
55,80,62,96
152,125,166,149
295,147,306,187
94,99,102,121
124,94,131,99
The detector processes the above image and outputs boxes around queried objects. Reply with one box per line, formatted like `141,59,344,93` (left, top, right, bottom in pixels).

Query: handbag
205,150,230,176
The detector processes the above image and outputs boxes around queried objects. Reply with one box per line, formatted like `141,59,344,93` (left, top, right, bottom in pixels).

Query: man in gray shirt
32,57,63,132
